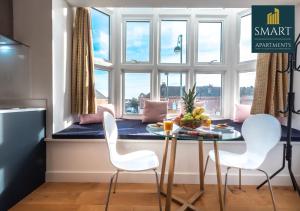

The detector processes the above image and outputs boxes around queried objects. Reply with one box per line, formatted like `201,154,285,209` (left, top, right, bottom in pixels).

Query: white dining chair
103,112,162,211
204,114,281,211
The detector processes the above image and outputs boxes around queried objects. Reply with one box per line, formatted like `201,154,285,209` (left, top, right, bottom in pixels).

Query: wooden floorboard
9,183,300,211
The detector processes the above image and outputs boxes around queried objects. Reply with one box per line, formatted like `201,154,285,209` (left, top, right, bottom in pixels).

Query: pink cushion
142,101,168,123
79,104,115,124
233,104,251,123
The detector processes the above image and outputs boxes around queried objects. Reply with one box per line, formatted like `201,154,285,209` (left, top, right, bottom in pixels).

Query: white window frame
195,16,226,65
88,8,256,119
158,15,191,66
122,15,154,65
194,71,225,118
92,8,114,106
122,70,153,117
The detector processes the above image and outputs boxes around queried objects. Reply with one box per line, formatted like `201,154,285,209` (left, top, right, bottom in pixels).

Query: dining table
146,123,242,211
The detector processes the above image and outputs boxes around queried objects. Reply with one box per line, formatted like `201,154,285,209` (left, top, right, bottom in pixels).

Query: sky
91,10,256,99
240,14,257,62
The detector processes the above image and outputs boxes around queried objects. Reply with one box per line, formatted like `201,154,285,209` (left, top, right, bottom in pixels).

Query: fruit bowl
179,119,202,129
173,107,209,129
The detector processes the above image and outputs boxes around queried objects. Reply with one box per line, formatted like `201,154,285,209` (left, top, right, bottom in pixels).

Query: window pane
91,9,110,61
198,22,222,63
94,69,109,105
160,20,187,64
239,72,256,105
160,73,186,114
196,74,222,116
124,72,151,114
240,14,256,62
126,21,150,63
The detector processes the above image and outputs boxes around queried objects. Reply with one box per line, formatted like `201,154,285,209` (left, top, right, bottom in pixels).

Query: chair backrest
103,112,119,166
242,114,281,160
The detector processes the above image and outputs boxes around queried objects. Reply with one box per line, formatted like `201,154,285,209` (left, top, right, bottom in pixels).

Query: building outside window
123,72,151,114
160,72,186,114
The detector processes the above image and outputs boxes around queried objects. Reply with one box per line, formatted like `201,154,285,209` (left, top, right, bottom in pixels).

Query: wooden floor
10,183,300,211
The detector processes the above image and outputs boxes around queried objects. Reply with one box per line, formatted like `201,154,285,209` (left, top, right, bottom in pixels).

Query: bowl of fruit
174,107,209,129
173,84,210,129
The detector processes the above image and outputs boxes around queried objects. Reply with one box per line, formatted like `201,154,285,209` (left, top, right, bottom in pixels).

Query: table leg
199,141,204,191
160,137,169,192
214,141,224,211
165,137,177,211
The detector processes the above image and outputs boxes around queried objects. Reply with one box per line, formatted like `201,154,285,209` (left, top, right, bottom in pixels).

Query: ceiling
66,0,300,8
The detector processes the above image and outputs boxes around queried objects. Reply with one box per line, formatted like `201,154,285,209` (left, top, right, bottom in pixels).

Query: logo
267,8,279,25
252,5,294,53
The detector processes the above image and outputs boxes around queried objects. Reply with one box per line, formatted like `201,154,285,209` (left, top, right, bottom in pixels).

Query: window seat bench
52,119,300,142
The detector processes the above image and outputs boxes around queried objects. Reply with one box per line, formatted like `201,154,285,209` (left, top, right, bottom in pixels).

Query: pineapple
182,84,197,114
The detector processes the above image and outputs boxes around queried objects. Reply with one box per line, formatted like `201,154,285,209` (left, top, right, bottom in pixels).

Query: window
239,72,256,105
123,72,151,114
160,72,186,113
239,14,256,62
197,22,222,63
160,20,187,64
94,69,110,105
91,9,110,61
195,73,222,116
125,21,150,63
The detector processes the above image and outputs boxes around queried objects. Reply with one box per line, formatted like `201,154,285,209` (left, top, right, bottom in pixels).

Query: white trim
46,170,300,186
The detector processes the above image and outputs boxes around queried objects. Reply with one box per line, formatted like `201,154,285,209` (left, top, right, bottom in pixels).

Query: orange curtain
251,53,288,118
71,8,96,114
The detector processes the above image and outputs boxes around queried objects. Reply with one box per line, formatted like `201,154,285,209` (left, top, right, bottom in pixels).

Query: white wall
52,0,74,133
46,139,300,185
12,0,73,135
293,4,300,130
13,0,53,136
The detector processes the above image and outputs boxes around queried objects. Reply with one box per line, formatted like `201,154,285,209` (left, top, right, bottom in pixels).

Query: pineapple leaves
182,84,197,114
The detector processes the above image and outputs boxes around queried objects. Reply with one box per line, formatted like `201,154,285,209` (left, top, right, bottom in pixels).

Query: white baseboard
46,170,299,186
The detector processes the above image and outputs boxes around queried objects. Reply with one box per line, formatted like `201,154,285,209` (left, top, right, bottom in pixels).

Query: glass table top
146,124,242,141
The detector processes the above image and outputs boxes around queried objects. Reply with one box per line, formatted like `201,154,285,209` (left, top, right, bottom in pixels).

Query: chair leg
154,169,162,211
113,170,119,193
203,155,209,177
239,168,242,190
224,167,231,206
105,173,117,211
258,169,277,211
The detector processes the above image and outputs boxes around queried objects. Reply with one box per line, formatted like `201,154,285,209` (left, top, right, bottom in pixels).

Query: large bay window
89,8,256,118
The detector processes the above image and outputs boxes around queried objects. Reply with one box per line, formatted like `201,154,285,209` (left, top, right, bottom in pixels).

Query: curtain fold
71,7,96,114
251,53,288,118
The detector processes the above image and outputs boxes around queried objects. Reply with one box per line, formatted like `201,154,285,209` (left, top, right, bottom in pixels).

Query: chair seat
208,150,264,170
111,150,159,172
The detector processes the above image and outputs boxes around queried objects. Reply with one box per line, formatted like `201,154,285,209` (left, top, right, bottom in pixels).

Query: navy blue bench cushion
52,119,300,141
